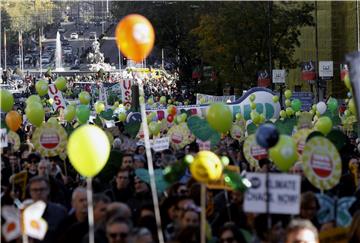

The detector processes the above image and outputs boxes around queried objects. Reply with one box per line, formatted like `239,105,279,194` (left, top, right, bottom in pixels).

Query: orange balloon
5,111,22,132
115,14,155,62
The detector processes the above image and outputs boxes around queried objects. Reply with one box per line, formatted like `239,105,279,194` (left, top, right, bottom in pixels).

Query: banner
196,93,236,105
301,61,316,81
98,83,108,106
291,92,314,111
272,69,286,84
120,79,132,108
147,87,281,122
243,173,301,214
319,61,333,79
257,70,271,87
48,84,67,112
340,64,349,81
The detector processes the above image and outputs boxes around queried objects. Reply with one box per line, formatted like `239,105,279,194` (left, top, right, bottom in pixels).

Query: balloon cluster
255,123,297,172
249,94,265,125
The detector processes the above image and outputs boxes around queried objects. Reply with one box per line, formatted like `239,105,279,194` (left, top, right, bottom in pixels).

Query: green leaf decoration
100,109,114,120
135,168,170,195
246,123,257,135
187,116,218,141
274,116,297,135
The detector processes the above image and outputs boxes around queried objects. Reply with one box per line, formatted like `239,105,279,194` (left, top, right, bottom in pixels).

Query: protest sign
243,134,267,169
243,173,301,214
196,93,236,105
292,92,314,111
137,137,170,152
319,61,334,79
48,84,67,112
292,128,312,156
302,137,341,190
31,123,68,157
1,128,8,148
120,79,132,108
7,131,20,151
272,69,286,84
301,61,316,81
207,165,240,190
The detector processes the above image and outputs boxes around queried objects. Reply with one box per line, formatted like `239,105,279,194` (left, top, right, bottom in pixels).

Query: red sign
40,132,60,149
311,154,332,178
251,145,268,160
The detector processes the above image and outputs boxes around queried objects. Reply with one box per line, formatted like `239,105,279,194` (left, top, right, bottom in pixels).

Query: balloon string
86,177,95,243
138,83,165,243
201,183,206,243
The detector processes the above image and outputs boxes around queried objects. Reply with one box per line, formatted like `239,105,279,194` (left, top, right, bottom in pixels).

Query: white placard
272,69,286,84
244,172,301,214
99,83,108,107
48,84,67,112
137,137,170,152
319,61,333,77
1,128,8,148
196,93,236,105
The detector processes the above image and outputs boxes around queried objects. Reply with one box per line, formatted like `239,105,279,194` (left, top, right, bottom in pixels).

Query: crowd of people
2,73,360,243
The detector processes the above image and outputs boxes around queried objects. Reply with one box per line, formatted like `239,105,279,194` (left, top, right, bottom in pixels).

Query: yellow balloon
67,125,110,177
190,151,223,183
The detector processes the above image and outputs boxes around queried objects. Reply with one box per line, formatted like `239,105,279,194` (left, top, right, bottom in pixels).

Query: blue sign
292,92,314,111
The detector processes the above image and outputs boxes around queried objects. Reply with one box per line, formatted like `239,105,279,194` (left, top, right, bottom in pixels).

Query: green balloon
349,98,356,115
94,101,105,114
285,99,291,107
280,110,287,119
269,135,297,172
48,117,58,125
250,102,256,110
235,113,243,121
207,103,232,133
181,113,187,122
147,98,154,105
250,111,260,124
344,74,351,90
118,112,127,122
35,80,49,96
291,99,302,112
26,95,42,106
286,107,294,116
0,89,14,112
149,121,160,135
64,105,76,122
160,96,167,104
315,116,333,135
272,96,279,103
249,94,256,102
284,90,292,99
79,91,91,105
55,76,67,91
25,102,44,126
76,105,90,124
327,98,338,113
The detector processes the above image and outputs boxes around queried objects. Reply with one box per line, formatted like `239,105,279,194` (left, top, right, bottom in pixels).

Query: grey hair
286,219,318,241
71,187,87,201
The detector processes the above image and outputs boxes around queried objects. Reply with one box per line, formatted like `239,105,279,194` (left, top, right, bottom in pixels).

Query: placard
7,131,20,151
243,173,301,214
302,137,341,190
120,79,132,108
167,123,194,150
319,61,333,78
292,128,312,156
31,123,68,157
1,128,8,148
196,93,236,105
243,134,267,169
230,124,245,142
48,84,67,112
272,69,286,84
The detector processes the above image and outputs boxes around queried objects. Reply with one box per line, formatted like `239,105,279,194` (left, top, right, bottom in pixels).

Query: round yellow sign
302,137,341,191
243,134,268,169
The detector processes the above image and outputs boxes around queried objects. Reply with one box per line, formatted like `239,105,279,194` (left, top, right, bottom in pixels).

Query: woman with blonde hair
349,210,360,243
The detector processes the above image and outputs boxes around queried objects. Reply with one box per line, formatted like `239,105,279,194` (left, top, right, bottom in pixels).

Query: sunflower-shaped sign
167,122,194,150
243,134,267,170
292,128,312,156
302,137,341,191
7,131,20,151
32,123,67,157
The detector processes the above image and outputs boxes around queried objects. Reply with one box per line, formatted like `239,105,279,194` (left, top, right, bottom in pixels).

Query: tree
192,2,314,91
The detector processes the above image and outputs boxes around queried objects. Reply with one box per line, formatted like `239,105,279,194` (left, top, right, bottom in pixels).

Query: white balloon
316,101,327,115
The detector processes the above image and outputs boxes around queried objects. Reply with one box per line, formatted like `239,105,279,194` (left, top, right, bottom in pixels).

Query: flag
257,70,271,87
301,61,316,81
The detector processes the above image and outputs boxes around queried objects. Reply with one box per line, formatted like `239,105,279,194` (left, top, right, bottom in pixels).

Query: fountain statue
82,39,115,72
55,32,64,71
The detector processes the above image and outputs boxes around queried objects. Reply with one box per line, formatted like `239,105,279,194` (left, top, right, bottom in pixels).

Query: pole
315,1,320,102
39,29,42,76
161,48,164,69
118,50,121,71
200,184,206,243
357,0,359,51
0,4,2,70
4,30,6,70
268,1,273,90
